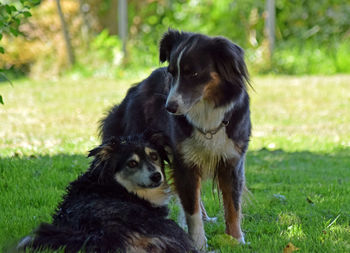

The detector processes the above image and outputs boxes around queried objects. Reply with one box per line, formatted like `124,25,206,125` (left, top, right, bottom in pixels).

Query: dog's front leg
174,166,207,250
218,158,245,243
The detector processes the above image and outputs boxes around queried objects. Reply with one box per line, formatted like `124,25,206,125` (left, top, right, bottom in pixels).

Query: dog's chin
179,99,203,116
138,181,162,189
169,105,193,116
169,111,184,116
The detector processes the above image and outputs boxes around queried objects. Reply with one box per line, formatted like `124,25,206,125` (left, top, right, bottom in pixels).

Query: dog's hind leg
218,158,245,243
16,236,33,251
200,198,217,223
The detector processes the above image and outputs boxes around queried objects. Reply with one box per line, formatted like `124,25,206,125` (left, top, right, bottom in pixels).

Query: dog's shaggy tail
25,223,90,252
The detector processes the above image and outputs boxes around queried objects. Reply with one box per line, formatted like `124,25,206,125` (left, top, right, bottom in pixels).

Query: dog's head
88,133,171,192
160,29,249,115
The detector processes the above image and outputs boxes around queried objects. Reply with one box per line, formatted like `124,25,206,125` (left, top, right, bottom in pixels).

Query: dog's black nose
166,101,178,114
150,172,162,183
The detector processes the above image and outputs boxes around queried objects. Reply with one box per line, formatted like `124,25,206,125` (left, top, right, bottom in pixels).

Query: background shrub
0,0,349,77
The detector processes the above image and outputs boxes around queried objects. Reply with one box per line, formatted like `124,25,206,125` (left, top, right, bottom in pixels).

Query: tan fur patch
203,72,221,105
218,170,243,240
193,175,201,214
144,147,156,156
126,232,166,253
129,154,140,163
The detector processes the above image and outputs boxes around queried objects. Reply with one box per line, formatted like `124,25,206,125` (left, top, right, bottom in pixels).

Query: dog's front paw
238,235,245,244
191,230,207,250
186,212,207,250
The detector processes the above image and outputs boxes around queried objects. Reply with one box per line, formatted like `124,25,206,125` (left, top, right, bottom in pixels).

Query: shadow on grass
0,154,89,252
1,148,349,252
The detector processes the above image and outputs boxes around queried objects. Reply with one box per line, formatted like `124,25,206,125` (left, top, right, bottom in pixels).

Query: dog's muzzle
165,101,179,114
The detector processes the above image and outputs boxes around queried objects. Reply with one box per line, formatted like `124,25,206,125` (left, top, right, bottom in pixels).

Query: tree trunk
100,0,118,35
265,0,275,58
56,0,75,66
79,0,91,44
118,0,128,58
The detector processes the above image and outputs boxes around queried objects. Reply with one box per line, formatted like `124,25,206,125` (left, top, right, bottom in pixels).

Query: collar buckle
197,120,230,140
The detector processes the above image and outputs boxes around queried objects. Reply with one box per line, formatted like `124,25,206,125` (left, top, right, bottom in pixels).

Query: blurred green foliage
69,30,123,78
0,0,41,53
127,0,350,74
0,0,41,104
0,0,349,78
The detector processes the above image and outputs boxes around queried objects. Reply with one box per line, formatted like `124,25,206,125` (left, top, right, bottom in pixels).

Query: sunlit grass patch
1,74,350,252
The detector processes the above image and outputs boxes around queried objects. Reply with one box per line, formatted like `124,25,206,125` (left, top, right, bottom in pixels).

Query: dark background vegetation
1,0,350,80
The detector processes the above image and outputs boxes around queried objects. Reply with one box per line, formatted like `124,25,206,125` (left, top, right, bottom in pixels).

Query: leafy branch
0,0,41,104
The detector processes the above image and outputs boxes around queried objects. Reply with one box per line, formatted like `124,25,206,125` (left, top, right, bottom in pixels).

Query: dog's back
101,68,174,141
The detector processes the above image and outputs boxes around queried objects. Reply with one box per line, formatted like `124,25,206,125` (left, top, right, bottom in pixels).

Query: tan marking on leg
218,171,243,241
193,176,201,214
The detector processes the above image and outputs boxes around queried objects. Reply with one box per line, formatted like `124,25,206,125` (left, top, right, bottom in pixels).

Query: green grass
1,74,350,252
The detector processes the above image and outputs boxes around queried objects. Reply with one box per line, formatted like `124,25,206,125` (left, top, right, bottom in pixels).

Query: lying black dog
18,134,197,253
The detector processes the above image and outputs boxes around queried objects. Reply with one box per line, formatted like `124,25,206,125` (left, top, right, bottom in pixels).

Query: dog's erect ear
210,37,249,87
145,131,173,164
159,29,187,63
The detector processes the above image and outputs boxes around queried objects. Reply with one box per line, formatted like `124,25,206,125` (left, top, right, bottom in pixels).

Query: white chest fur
179,100,240,179
179,128,239,179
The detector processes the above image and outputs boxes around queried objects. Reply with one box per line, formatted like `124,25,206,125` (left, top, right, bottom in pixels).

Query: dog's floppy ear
159,28,187,63
88,137,119,183
88,145,104,158
88,138,117,159
210,37,249,87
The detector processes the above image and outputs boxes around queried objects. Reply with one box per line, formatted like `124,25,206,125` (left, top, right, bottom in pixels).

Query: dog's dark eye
167,67,175,76
183,69,198,78
149,152,158,161
192,72,198,78
127,160,138,168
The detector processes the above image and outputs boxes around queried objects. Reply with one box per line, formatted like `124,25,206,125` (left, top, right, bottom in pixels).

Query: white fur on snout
166,47,191,115
115,164,163,190
166,88,186,115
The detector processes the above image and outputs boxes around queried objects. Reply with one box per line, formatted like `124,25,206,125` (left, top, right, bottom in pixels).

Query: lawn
1,73,350,252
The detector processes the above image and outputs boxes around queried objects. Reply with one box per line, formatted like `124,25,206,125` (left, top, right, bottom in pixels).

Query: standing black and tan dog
101,29,251,249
